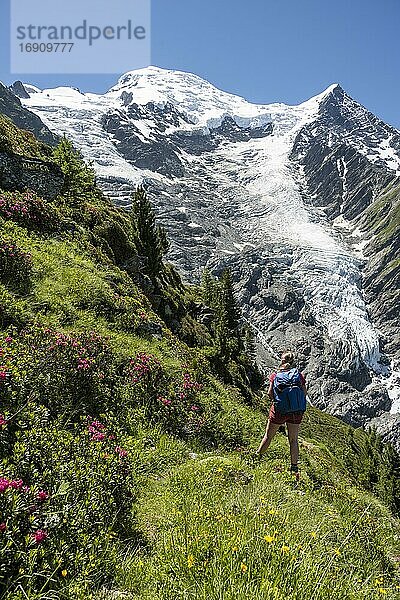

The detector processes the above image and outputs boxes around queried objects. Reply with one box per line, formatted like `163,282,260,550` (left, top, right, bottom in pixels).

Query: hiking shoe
290,464,300,481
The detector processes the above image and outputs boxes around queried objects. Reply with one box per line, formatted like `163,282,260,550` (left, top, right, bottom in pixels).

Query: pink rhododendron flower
0,522,6,532
91,432,106,442
115,446,128,458
190,405,200,412
0,414,8,427
37,490,49,502
0,478,10,493
5,337,13,343
33,529,48,544
77,357,91,370
9,479,23,490
158,396,172,406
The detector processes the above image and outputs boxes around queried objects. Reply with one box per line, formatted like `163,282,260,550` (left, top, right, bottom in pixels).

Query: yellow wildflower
374,578,384,586
187,554,194,569
310,531,317,538
333,548,341,556
61,570,68,577
378,589,388,595
269,509,277,515
264,535,275,543
240,562,248,573
281,545,290,554
232,546,238,552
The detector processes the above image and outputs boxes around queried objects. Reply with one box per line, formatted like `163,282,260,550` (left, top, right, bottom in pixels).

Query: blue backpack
273,368,306,414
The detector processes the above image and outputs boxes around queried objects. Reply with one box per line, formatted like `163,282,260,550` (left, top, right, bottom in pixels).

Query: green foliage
201,268,243,360
0,410,135,597
130,186,168,282
362,181,400,244
301,409,400,514
0,327,117,418
0,284,31,328
0,115,53,160
53,137,97,206
0,124,399,599
0,238,32,293
116,451,400,600
0,191,60,233
244,324,257,363
200,269,261,396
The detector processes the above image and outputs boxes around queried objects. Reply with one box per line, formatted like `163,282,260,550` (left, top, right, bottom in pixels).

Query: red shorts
269,404,304,425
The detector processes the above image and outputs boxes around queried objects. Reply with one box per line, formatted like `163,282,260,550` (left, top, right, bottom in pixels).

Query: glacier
20,66,400,420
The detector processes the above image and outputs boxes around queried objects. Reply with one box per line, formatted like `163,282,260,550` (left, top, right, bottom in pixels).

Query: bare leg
256,421,280,456
286,423,300,466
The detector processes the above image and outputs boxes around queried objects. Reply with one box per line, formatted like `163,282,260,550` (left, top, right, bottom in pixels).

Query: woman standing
256,351,307,478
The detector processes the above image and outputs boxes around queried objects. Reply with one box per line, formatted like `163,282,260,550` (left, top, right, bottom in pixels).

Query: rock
0,152,63,199
136,321,163,339
17,71,400,449
0,82,59,146
9,81,30,99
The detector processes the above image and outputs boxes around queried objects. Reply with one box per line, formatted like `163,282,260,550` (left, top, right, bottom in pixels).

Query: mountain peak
307,83,344,106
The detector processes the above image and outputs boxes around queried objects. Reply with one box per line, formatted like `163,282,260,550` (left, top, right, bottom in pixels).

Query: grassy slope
0,114,54,160
0,133,399,599
361,181,400,277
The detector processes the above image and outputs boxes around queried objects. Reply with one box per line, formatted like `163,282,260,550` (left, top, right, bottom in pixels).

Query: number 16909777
18,43,74,52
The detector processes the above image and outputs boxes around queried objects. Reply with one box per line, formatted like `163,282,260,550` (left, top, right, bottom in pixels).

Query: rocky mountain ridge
3,67,400,449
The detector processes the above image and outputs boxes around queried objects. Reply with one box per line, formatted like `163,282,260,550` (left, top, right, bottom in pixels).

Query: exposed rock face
9,81,30,100
0,82,58,146
290,85,398,222
360,182,400,359
289,86,400,444
13,68,400,450
101,103,273,178
0,152,63,200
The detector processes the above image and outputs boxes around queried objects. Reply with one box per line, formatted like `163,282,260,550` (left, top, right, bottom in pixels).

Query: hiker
255,351,307,477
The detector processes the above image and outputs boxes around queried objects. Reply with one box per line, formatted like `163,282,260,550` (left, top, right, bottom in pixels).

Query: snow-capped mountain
13,66,400,448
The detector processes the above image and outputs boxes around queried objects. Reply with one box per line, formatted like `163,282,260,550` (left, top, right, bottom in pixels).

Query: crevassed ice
211,102,384,374
22,69,394,396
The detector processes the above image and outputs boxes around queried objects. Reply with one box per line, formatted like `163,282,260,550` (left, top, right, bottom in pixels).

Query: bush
0,409,135,597
121,353,209,437
0,326,117,417
0,285,31,328
0,191,59,233
0,239,32,293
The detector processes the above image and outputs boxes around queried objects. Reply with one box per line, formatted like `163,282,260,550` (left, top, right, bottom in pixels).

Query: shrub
0,285,31,328
0,410,135,597
0,191,59,233
0,239,32,293
0,326,117,417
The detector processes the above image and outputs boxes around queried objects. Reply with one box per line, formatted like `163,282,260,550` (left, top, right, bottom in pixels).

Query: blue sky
1,0,399,128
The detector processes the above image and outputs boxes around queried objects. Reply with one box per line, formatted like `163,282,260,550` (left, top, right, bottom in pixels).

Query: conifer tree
220,268,241,332
214,288,230,358
201,269,218,307
130,186,167,280
244,324,257,363
53,135,96,202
